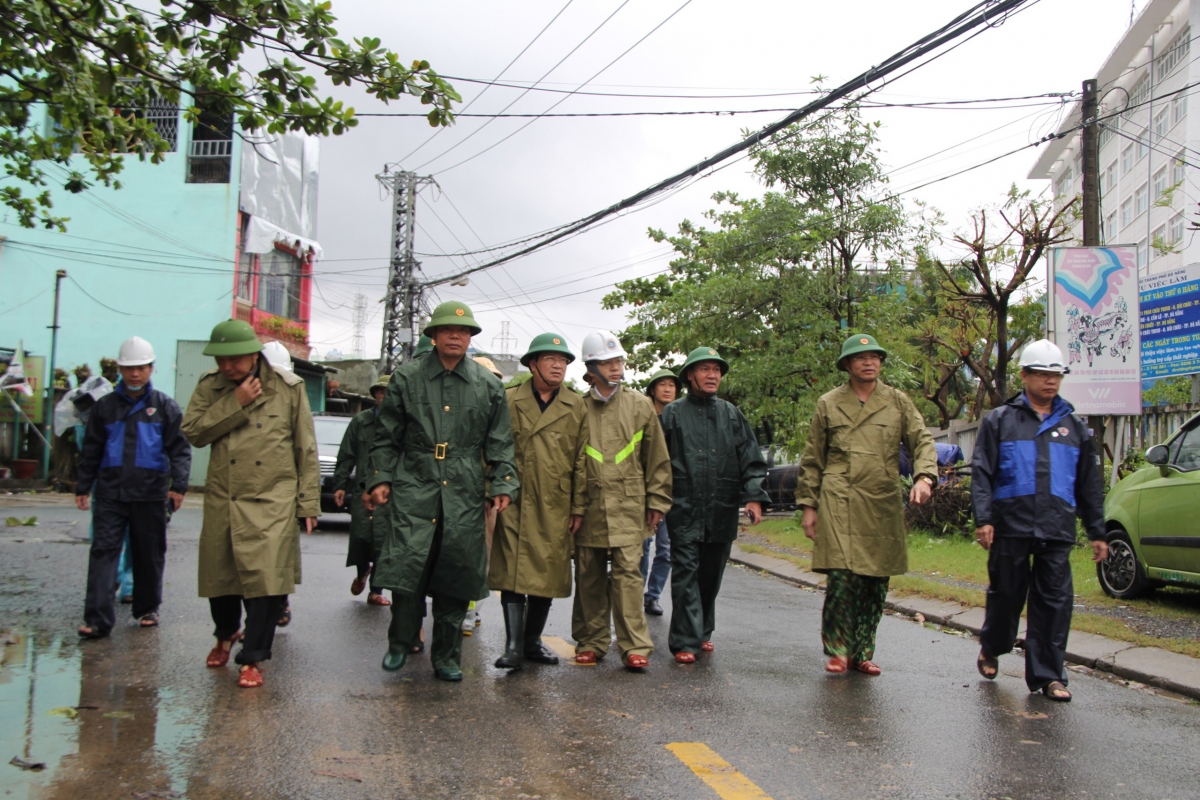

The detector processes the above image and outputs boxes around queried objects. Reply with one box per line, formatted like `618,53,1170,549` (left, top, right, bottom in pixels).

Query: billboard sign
1139,262,1200,379
1051,246,1141,414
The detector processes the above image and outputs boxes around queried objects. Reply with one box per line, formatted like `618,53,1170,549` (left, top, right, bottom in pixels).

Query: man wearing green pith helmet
795,333,936,677
366,301,519,681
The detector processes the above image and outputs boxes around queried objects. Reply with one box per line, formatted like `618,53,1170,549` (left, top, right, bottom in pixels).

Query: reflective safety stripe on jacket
585,430,643,463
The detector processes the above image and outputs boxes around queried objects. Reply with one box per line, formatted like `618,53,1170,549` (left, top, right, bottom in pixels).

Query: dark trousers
387,519,469,671
210,594,286,665
668,539,732,654
980,537,1074,692
84,498,167,634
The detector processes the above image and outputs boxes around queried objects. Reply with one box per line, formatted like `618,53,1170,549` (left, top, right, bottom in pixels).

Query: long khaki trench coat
489,381,588,598
794,382,937,577
367,353,518,601
576,386,672,549
182,359,320,598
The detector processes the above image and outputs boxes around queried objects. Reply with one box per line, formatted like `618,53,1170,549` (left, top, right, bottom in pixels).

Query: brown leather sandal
351,567,371,596
574,651,598,665
825,656,849,674
367,592,391,606
1042,681,1072,702
700,641,715,652
675,652,696,664
238,664,264,688
855,660,882,676
624,654,649,670
206,632,242,668
977,651,999,680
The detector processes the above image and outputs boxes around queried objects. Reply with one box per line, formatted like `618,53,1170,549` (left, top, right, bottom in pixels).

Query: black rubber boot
494,601,525,670
524,597,559,665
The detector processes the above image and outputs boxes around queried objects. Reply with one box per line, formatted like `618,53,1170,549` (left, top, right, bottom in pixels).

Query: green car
1100,412,1200,599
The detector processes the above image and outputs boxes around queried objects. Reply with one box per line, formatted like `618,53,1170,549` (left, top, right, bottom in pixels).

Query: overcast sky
309,0,1147,378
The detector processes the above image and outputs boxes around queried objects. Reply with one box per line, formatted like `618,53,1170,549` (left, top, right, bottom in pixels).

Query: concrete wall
0,103,242,399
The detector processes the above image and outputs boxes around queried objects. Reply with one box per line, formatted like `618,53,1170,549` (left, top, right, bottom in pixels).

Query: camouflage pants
821,569,889,662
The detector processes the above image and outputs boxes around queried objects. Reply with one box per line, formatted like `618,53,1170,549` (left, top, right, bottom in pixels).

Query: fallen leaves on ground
5,516,37,526
47,706,78,719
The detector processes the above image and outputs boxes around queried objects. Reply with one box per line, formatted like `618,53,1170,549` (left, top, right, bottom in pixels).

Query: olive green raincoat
333,408,384,568
659,393,769,543
182,359,320,598
367,354,518,601
576,386,672,547
490,380,588,598
794,382,937,577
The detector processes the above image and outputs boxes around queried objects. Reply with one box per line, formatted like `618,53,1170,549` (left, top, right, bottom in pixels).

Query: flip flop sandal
78,625,109,640
574,651,598,665
238,664,264,688
674,652,696,664
700,641,715,652
367,593,392,606
1042,682,1072,702
351,567,372,596
139,612,160,628
624,654,649,670
825,656,849,674
855,660,882,676
977,652,999,680
277,605,292,627
206,631,242,668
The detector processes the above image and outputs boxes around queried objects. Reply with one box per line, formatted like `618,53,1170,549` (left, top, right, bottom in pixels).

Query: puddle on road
1,630,205,799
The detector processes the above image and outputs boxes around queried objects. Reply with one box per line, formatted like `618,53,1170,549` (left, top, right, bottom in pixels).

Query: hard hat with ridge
414,334,433,357
116,336,156,366
261,341,293,370
1018,338,1069,374
521,332,575,367
680,346,729,376
370,374,391,393
581,330,628,363
645,368,683,396
837,333,887,371
472,356,504,379
202,319,264,357
423,301,482,336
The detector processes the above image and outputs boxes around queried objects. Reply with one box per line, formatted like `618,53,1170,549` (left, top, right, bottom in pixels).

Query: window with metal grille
186,100,233,184
1156,25,1191,82
256,247,303,321
141,95,179,151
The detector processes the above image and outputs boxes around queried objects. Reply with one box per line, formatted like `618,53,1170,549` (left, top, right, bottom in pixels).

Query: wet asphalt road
2,504,1200,800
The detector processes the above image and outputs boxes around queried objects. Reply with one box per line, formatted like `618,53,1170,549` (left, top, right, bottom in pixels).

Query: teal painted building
0,96,323,481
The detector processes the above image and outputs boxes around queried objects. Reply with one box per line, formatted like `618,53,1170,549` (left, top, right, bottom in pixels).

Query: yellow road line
666,742,774,800
540,635,594,665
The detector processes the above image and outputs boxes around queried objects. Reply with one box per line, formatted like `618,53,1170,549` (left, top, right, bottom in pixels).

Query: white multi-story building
1029,0,1197,276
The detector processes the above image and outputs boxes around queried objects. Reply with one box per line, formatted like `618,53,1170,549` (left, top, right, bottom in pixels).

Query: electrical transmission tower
378,168,434,372
351,293,367,357
492,321,517,358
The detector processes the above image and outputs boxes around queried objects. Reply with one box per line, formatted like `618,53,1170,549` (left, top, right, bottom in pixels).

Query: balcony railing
187,138,232,184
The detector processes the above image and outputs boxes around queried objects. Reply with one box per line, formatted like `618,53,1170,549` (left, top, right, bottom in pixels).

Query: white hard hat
581,330,628,363
1019,339,1069,374
116,336,155,366
262,341,293,370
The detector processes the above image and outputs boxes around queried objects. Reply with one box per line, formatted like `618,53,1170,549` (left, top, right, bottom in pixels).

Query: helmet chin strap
586,361,622,389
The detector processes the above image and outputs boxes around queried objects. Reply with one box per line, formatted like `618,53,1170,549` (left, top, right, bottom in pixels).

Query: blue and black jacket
971,392,1105,543
76,380,191,502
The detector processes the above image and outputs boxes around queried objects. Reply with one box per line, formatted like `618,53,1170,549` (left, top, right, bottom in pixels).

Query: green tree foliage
1143,376,1195,406
2,0,459,230
603,108,913,455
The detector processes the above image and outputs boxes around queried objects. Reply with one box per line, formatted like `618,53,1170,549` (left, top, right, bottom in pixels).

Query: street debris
312,769,364,782
47,706,78,719
5,516,37,526
9,756,46,771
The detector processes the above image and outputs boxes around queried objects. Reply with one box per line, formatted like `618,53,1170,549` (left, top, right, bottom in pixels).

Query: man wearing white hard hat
76,337,191,638
572,330,671,670
971,338,1107,702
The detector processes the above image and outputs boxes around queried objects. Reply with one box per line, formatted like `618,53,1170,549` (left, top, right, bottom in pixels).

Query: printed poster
0,355,45,424
1139,262,1200,379
1051,246,1141,414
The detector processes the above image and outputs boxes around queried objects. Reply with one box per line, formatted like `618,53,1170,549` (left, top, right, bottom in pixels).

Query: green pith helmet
645,368,683,396
370,374,391,393
680,346,729,377
837,333,887,371
423,301,482,336
202,319,263,357
521,332,575,367
414,334,433,357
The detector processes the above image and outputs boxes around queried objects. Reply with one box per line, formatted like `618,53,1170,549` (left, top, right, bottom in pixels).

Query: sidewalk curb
729,544,1200,702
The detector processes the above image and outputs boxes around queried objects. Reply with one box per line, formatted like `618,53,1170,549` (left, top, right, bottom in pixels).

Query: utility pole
378,169,434,372
42,269,65,479
491,321,517,358
351,293,367,358
1079,78,1108,468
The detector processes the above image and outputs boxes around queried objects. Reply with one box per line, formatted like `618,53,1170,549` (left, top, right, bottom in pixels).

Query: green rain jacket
794,382,937,577
576,385,672,549
367,353,519,600
333,407,385,567
659,393,769,543
182,359,320,598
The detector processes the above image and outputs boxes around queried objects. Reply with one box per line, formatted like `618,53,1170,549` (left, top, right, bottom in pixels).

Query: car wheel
1097,529,1154,599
